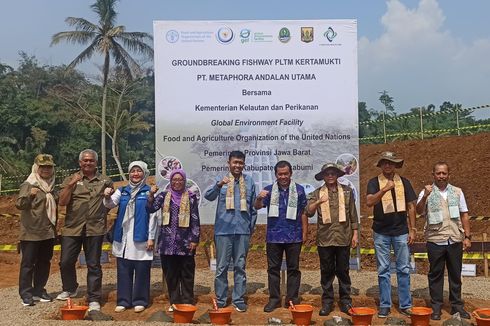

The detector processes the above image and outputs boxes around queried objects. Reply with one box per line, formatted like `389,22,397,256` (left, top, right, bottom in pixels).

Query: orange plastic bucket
349,307,376,326
208,307,233,325
474,308,490,326
289,304,313,326
173,304,197,323
60,305,89,320
410,307,432,326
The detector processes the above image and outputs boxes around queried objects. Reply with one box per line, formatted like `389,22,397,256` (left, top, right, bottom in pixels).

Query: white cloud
359,0,490,115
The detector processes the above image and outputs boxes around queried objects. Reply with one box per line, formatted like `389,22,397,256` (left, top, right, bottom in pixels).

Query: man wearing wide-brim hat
366,151,417,318
306,163,358,317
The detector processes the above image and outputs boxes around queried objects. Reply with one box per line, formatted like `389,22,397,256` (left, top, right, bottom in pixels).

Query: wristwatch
465,235,472,241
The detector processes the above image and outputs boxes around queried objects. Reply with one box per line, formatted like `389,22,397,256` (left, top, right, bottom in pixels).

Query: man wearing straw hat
307,163,358,316
416,161,471,320
366,151,416,318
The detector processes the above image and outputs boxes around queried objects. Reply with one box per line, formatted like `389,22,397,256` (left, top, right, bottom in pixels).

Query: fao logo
166,30,179,43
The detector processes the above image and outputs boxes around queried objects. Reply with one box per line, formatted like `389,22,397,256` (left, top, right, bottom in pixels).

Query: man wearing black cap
307,163,358,316
366,151,416,318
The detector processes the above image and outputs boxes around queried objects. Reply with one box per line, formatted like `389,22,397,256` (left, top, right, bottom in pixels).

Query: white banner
154,20,359,224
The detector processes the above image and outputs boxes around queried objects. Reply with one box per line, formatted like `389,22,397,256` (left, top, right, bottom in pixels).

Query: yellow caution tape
2,243,489,260
366,215,489,221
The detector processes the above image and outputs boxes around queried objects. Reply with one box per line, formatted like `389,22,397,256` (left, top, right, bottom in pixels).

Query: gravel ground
1,266,489,325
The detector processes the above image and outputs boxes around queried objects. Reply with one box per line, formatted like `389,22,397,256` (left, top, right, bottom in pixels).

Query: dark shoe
450,307,470,319
378,307,390,318
399,308,412,317
340,303,351,315
232,302,247,313
319,305,333,316
431,311,441,320
33,291,53,302
264,301,281,313
21,297,35,307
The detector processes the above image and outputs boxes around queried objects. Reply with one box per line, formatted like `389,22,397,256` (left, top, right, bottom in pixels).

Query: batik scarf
319,183,346,224
426,183,460,224
162,169,191,227
25,163,56,225
225,174,247,212
378,174,406,213
269,181,298,220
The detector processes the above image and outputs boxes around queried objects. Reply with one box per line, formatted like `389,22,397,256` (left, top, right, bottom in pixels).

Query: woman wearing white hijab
16,154,58,307
103,161,158,313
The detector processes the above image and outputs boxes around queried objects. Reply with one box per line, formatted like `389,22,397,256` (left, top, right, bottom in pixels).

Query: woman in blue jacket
103,161,158,313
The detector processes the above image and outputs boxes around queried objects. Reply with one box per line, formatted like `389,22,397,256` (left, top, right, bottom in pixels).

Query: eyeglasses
324,172,337,176
171,178,185,183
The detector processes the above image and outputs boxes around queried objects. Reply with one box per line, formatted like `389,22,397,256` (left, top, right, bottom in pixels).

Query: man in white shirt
416,161,471,320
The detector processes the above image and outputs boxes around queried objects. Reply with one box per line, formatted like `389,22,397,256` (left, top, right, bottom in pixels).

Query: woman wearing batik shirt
147,169,200,311
103,161,158,313
16,154,58,306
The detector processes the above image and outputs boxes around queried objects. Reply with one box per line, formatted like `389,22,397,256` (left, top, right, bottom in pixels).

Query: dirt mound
359,132,489,217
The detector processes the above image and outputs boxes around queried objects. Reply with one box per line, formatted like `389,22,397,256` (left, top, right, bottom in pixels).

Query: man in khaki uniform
416,161,471,320
307,163,358,316
56,149,113,312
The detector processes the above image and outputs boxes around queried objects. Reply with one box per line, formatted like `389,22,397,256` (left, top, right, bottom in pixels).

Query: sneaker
378,307,390,318
21,297,35,307
56,288,78,301
232,302,247,312
88,301,101,311
399,308,412,317
168,304,175,312
33,291,53,302
134,305,145,313
114,306,126,312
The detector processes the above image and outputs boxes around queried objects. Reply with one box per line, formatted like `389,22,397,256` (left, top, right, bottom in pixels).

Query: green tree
51,0,153,175
379,90,395,116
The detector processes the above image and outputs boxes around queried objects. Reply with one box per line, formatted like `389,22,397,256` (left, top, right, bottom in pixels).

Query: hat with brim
34,154,56,166
314,163,346,181
376,151,404,168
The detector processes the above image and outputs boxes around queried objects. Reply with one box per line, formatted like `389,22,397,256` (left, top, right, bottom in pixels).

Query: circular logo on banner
166,30,179,43
278,27,291,43
240,29,251,39
216,27,234,44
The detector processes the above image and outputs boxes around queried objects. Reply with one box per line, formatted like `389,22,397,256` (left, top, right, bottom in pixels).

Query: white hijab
25,163,56,225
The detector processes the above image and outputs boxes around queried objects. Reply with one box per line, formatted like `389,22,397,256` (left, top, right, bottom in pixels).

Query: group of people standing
16,149,471,322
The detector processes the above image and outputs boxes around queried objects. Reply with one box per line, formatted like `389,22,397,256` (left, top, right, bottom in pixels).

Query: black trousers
161,255,195,304
318,246,352,307
59,235,104,302
19,239,54,299
266,242,302,305
427,241,464,312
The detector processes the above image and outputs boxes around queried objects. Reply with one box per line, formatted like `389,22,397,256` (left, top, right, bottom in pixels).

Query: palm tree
51,0,153,175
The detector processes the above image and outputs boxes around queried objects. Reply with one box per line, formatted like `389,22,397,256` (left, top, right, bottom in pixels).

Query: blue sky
1,0,489,116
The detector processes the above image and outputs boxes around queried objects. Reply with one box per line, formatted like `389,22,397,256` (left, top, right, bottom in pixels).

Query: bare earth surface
0,133,489,324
